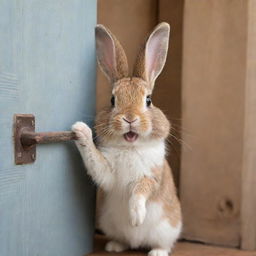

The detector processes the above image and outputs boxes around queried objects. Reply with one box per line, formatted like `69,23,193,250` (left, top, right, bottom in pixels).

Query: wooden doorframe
241,0,256,250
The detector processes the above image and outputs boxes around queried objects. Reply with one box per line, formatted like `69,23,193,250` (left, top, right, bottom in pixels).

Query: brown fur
130,160,181,228
131,175,160,200
151,161,181,227
112,35,129,80
133,43,146,81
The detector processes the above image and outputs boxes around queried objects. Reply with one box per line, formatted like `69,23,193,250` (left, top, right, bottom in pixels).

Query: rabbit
72,22,182,256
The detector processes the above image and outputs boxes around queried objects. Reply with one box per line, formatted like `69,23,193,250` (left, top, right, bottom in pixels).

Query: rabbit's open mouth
124,131,138,142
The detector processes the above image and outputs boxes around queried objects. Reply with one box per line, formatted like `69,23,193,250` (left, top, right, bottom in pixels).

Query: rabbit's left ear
133,22,170,90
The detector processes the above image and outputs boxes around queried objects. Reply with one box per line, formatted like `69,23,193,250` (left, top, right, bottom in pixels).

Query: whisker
170,124,194,137
170,127,193,140
168,132,192,151
165,139,181,160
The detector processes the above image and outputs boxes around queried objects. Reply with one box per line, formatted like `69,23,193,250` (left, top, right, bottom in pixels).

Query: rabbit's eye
111,95,115,107
146,95,152,107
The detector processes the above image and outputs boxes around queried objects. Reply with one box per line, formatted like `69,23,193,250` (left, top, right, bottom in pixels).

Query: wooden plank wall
180,0,247,247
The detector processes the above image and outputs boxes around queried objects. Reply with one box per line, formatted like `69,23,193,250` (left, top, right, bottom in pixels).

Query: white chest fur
99,140,166,188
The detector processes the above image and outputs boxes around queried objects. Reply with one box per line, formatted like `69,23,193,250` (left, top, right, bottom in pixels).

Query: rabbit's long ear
133,22,170,90
95,25,129,83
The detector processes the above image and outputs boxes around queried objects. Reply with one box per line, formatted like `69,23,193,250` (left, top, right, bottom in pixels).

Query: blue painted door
0,1,96,255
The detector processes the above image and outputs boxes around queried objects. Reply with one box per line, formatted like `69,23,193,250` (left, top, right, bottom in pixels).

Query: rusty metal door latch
14,114,77,165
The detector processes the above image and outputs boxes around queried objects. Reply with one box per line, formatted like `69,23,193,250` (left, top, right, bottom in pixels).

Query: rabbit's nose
123,117,138,124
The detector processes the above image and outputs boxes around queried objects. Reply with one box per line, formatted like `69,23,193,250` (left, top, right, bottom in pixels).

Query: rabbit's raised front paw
72,121,93,146
129,195,146,227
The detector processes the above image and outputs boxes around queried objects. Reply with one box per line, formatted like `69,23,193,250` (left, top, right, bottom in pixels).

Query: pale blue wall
0,1,97,255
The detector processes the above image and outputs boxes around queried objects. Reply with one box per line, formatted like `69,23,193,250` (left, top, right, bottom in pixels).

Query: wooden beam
241,0,256,250
157,0,184,187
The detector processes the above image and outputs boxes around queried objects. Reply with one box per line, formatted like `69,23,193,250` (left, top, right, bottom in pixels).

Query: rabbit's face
95,77,170,145
111,78,152,142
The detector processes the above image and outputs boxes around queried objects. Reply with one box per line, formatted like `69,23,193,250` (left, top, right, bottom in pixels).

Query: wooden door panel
0,1,96,255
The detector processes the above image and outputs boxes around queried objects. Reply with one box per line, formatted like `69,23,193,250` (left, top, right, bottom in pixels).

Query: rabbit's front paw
129,195,146,227
72,121,93,146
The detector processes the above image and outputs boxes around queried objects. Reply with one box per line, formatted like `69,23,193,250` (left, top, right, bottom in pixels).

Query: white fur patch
99,140,165,189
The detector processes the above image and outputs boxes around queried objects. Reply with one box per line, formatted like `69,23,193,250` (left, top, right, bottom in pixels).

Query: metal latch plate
14,114,36,165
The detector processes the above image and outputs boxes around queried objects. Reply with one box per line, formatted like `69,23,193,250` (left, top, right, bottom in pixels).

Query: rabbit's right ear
95,25,129,83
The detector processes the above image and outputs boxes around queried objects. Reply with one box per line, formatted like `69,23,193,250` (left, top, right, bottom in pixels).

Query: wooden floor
88,235,256,256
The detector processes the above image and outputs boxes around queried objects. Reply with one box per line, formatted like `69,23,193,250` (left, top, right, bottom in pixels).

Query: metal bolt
17,152,22,158
31,120,35,126
31,153,35,160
